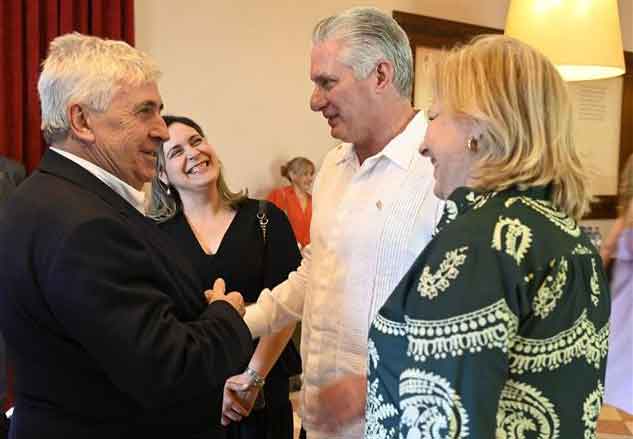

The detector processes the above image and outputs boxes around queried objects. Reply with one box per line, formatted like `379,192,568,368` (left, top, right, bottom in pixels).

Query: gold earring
466,136,478,152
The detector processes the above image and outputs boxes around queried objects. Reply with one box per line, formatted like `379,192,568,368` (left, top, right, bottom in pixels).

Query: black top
160,198,302,405
367,185,610,439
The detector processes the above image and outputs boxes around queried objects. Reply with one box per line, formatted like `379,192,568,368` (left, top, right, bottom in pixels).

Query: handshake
204,278,246,316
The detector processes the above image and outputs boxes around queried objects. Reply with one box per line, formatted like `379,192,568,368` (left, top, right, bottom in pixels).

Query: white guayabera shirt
245,112,442,439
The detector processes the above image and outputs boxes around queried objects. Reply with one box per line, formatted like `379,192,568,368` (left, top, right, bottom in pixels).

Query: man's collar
379,111,426,170
50,147,146,214
333,111,427,169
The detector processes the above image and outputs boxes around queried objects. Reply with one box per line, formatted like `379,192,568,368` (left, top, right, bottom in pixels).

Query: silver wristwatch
245,367,265,388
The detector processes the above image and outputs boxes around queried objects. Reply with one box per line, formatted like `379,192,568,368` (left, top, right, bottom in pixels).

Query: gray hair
38,32,161,144
312,7,413,98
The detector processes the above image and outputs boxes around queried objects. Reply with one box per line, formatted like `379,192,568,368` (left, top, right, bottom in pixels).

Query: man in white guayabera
221,7,442,439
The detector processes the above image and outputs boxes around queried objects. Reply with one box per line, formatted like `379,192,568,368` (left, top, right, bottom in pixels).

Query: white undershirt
50,147,146,214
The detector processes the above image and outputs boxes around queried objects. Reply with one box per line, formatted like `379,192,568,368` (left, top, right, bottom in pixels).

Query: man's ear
68,104,95,144
374,60,395,93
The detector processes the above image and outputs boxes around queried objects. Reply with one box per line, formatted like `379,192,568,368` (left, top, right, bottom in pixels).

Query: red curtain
0,0,135,174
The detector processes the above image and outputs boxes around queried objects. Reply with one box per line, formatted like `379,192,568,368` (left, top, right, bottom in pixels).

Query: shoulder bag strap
257,200,269,243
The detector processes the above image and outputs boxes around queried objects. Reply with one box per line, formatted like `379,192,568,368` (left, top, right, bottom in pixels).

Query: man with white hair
223,7,442,439
0,33,251,439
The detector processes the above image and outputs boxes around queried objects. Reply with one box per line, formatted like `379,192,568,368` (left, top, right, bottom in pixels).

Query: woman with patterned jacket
364,35,610,439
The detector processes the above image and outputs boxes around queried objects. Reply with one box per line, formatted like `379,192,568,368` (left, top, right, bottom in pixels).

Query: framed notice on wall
568,78,624,196
413,46,439,112
395,10,633,219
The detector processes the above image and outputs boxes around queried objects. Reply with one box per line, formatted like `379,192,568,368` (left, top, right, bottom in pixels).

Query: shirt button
376,200,383,210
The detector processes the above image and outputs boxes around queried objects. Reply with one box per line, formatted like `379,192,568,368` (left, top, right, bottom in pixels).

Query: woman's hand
221,372,261,426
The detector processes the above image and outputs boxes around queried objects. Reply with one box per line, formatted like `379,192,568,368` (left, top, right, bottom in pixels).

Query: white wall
136,0,632,200
135,0,512,196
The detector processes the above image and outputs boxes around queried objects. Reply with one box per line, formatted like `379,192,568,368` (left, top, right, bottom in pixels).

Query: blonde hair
38,32,161,144
619,154,633,225
281,157,315,181
431,35,591,220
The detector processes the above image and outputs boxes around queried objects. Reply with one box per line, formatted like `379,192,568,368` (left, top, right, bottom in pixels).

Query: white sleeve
244,243,311,338
245,147,334,338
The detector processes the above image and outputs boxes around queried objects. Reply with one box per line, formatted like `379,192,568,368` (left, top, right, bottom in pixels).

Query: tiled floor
598,404,633,438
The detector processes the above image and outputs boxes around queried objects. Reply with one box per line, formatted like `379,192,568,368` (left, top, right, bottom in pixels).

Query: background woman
267,157,314,249
148,115,301,439
362,35,610,438
601,153,633,414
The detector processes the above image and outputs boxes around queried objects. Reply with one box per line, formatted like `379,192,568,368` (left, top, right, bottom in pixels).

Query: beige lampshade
505,0,625,81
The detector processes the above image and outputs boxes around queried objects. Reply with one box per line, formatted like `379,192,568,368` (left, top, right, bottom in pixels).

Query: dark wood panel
394,10,632,219
393,11,502,49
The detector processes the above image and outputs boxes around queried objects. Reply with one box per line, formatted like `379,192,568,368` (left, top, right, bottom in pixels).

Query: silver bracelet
245,367,265,388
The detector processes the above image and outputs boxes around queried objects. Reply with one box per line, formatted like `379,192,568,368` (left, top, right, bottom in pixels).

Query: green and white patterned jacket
366,185,610,439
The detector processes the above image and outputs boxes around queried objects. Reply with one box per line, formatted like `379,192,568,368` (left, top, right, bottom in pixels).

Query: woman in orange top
267,157,315,249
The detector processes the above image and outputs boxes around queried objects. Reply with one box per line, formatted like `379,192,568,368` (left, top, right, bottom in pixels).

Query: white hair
38,32,161,144
312,7,413,98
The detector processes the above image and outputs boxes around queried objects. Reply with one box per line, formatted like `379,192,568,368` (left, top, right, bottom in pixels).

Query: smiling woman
148,115,245,223
419,101,481,199
147,115,302,439
366,35,610,439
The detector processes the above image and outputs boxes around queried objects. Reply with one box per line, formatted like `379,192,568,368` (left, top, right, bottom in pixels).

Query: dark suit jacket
0,156,25,207
0,150,253,439
0,156,25,187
